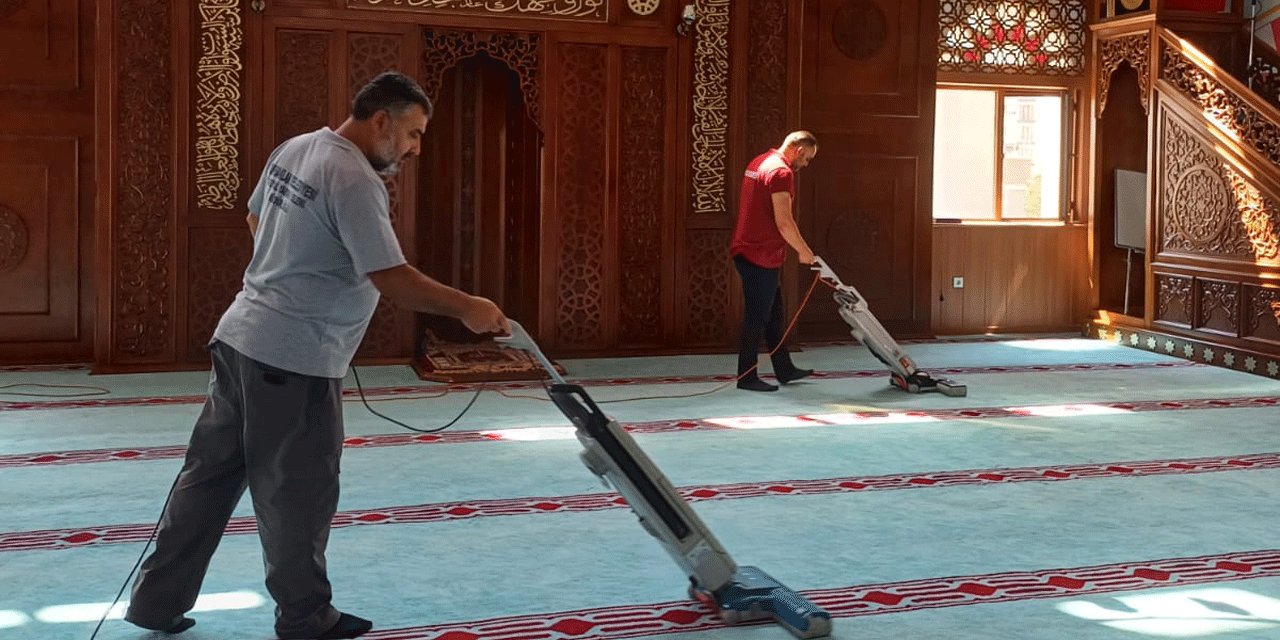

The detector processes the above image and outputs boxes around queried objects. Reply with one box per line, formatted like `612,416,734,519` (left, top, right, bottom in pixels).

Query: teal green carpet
2,336,1280,640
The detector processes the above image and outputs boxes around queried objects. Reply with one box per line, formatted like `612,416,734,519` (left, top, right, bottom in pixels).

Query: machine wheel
689,584,717,610
718,608,743,625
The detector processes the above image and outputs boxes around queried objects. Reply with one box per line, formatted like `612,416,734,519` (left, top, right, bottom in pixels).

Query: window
933,86,1067,221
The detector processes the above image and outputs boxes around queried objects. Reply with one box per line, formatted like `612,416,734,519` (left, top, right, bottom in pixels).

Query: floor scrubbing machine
811,256,967,397
498,321,833,639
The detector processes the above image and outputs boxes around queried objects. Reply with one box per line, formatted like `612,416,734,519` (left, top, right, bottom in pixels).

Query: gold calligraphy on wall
691,0,729,216
349,0,607,21
195,0,242,210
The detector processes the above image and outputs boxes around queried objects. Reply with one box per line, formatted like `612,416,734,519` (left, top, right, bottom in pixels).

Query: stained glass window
939,0,1089,76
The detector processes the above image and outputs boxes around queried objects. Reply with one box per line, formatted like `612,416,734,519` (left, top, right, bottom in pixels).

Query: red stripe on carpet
2,393,1274,469
361,549,1280,639
4,450,1278,552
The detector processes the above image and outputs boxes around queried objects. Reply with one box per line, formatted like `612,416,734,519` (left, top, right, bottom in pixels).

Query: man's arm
367,263,510,335
247,213,259,238
771,192,815,264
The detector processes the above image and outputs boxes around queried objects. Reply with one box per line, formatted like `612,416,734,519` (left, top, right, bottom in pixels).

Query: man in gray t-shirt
124,72,508,640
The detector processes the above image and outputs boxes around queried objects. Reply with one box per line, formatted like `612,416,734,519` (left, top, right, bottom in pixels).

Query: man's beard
370,137,402,176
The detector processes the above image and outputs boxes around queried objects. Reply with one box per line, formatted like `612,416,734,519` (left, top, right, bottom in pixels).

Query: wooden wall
6,0,1103,368
933,224,1090,333
0,0,95,363
84,0,819,370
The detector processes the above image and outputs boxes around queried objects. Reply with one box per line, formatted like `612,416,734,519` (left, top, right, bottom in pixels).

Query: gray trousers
125,340,344,638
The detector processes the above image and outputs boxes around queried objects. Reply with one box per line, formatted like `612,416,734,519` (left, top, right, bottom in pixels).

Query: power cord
86,269,823,639
350,366,484,433
489,269,825,404
88,475,178,640
0,383,110,397
89,366,480,639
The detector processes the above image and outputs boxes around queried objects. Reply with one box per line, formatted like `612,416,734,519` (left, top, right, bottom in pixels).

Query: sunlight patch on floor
0,611,30,630
33,590,266,624
1005,338,1121,352
1058,588,1280,637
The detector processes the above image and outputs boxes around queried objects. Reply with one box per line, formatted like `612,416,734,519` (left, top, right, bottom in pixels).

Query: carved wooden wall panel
350,32,403,95
0,0,77,88
113,0,174,361
0,137,79,342
421,30,541,126
746,0,789,158
618,47,666,346
1098,32,1152,117
1159,110,1280,264
186,228,252,361
1149,85,1280,356
685,229,734,343
1245,285,1280,344
1196,278,1238,336
275,31,331,144
349,32,408,359
553,43,607,348
1155,274,1193,327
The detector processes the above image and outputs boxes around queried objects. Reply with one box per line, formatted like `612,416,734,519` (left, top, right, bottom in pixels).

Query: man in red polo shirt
730,131,818,392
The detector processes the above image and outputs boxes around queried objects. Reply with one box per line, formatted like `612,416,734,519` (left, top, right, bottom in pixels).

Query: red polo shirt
730,149,794,269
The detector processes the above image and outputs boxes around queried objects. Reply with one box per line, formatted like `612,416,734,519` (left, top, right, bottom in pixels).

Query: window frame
934,83,1075,223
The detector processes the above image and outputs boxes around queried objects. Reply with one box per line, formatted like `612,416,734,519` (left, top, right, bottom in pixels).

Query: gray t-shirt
214,127,406,378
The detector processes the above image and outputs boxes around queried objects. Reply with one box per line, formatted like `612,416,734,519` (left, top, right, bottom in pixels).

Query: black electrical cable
0,383,110,397
88,475,178,640
350,367,483,433
90,367,477,639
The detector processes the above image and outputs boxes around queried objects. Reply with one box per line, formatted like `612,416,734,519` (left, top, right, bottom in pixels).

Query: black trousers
733,254,798,379
125,340,344,638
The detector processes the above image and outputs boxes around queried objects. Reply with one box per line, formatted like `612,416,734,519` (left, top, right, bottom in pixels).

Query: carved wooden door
797,0,939,339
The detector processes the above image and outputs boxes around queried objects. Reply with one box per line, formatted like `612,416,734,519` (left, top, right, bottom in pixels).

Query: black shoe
777,368,814,385
316,613,373,640
126,614,195,634
737,377,778,392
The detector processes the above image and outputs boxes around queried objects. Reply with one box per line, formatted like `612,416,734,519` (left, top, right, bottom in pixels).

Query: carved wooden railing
1157,28,1280,169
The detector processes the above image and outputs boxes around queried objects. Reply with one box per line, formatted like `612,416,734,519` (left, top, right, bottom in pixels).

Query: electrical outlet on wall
952,276,964,289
